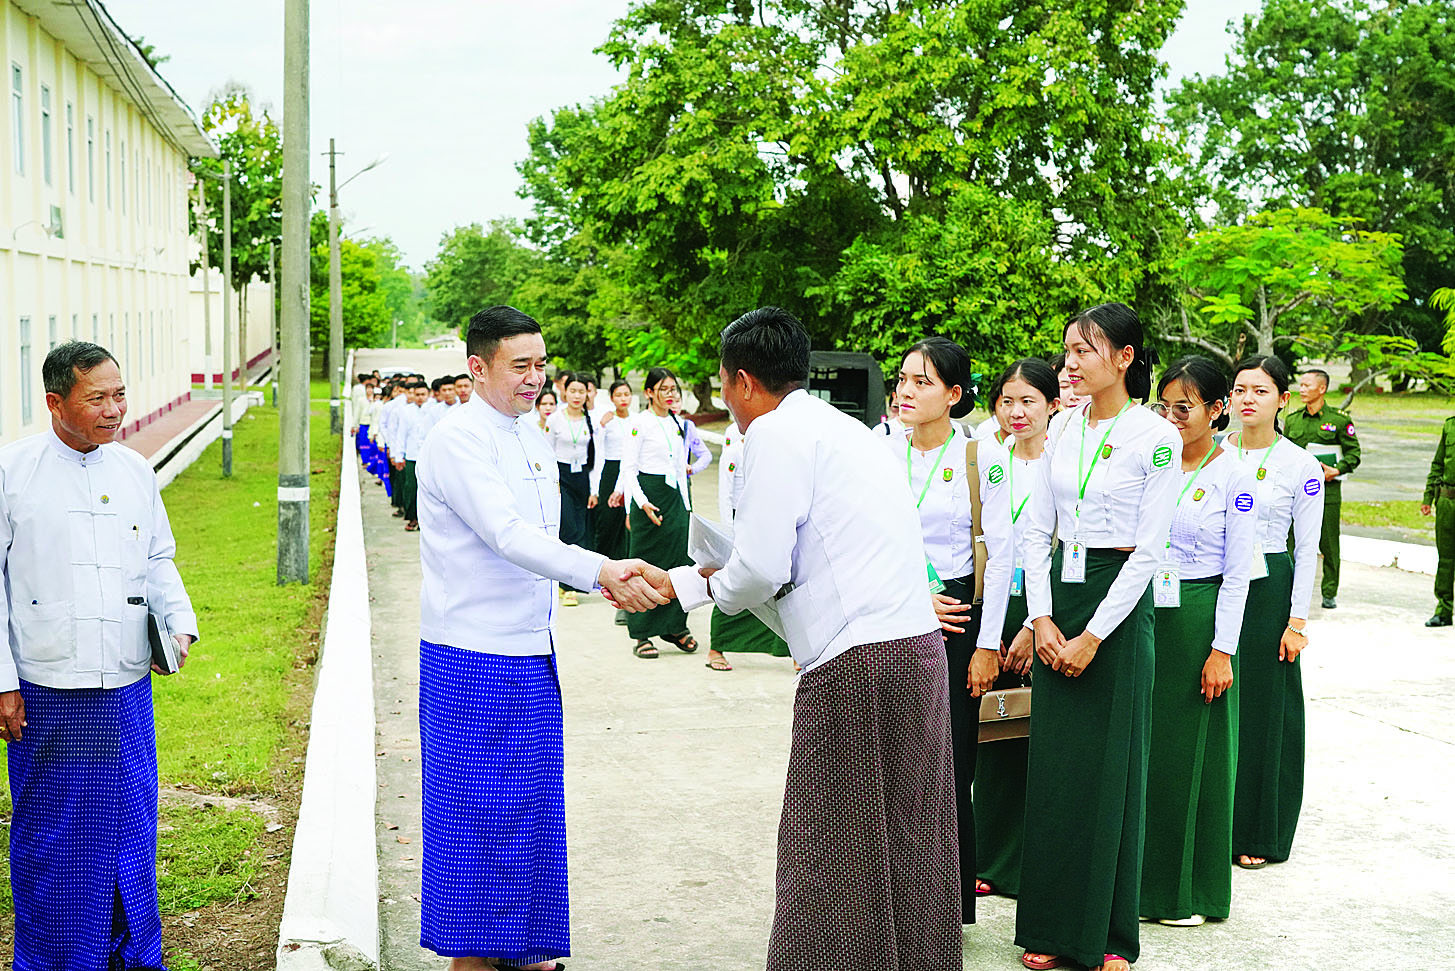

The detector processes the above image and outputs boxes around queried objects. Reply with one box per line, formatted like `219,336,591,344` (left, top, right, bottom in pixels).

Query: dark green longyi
626,473,692,640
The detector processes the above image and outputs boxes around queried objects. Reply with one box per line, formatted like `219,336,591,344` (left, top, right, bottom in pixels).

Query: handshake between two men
594,559,702,612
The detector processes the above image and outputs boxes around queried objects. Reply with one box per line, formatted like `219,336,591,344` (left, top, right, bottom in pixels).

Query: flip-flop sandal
665,631,698,653
404,522,419,532
1021,954,1063,970
1235,856,1269,869
632,640,659,659
1102,955,1130,970
975,879,996,896
705,655,733,672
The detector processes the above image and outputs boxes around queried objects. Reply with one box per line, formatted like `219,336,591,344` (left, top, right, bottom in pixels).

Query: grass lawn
0,386,342,970
1343,500,1438,535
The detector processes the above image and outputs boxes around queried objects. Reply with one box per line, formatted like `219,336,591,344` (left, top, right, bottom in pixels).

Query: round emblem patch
1234,492,1254,512
986,465,1003,485
1256,468,1267,480
534,462,542,471
1152,445,1173,468
1192,488,1205,502
1346,423,1356,437
100,494,110,504
631,428,639,436
1304,478,1322,496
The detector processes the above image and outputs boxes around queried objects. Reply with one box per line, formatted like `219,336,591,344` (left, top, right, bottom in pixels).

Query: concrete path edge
154,392,263,490
276,403,381,970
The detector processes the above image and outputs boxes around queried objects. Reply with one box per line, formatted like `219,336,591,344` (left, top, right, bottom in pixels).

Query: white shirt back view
673,390,938,672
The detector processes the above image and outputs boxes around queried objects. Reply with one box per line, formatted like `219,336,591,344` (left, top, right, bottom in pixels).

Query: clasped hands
597,559,677,612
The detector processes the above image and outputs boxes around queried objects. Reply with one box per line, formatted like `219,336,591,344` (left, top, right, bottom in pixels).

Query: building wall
187,275,275,385
0,2,195,447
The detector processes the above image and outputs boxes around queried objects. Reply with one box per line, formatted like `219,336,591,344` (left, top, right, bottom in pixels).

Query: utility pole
278,0,310,584
269,240,278,407
221,159,234,477
327,137,343,435
199,180,213,391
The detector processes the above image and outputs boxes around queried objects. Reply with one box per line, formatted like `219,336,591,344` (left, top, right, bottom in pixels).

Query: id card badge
926,558,947,594
1010,558,1025,598
1250,542,1269,581
1061,542,1087,583
1154,565,1181,608
570,460,583,474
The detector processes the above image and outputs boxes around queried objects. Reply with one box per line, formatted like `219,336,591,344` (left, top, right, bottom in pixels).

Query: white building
188,274,275,386
1,0,217,447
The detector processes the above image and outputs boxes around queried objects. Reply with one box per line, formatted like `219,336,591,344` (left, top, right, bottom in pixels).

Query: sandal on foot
632,640,659,659
975,878,996,896
1235,855,1268,869
1021,954,1063,970
404,521,419,532
705,654,732,672
1101,955,1130,971
663,631,698,653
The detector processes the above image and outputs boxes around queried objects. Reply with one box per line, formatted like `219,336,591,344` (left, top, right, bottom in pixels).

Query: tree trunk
1257,285,1274,356
692,377,714,416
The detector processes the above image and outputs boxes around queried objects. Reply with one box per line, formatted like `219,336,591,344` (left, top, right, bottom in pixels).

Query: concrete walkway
360,453,1455,969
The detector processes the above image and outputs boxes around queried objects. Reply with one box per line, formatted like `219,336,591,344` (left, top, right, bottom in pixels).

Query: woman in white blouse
1225,355,1323,870
1140,356,1257,926
594,380,635,567
614,367,698,658
543,373,598,607
973,357,1058,901
891,336,1014,928
1017,303,1181,971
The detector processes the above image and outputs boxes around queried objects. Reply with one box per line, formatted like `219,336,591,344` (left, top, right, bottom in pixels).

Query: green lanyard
907,429,956,509
1007,453,1031,524
1076,400,1132,516
1237,433,1278,481
1177,446,1217,505
566,413,585,445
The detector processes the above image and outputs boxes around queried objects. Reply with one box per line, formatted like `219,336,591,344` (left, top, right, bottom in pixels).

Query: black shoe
1321,597,1337,609
1426,614,1452,628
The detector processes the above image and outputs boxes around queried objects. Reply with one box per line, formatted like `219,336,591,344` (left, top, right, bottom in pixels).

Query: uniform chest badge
1321,423,1336,432
534,462,542,471
631,428,639,436
1192,488,1205,501
100,495,110,504
1256,468,1267,480
943,467,955,482
1101,444,1114,459
728,463,736,472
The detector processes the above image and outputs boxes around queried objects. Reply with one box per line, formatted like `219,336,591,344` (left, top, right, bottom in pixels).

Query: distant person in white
666,307,962,970
0,341,197,971
413,306,667,971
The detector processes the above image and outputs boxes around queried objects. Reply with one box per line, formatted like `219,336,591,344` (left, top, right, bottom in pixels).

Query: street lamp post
325,140,386,436
278,0,310,584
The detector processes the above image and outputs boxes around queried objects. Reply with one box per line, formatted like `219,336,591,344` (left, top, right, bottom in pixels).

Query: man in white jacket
0,341,198,971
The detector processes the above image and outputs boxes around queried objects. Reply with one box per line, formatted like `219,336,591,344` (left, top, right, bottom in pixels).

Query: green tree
1170,0,1455,351
519,0,1195,382
423,221,540,334
309,211,413,350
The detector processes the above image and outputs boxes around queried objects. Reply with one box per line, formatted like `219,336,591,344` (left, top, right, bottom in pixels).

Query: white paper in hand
686,514,787,640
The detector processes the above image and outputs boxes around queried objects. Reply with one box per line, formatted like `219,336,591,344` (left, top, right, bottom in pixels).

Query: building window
120,139,126,214
105,130,112,208
71,312,78,340
66,103,74,193
108,313,115,352
91,313,99,343
149,312,155,376
40,85,52,186
11,64,23,175
86,117,95,202
48,315,58,350
20,317,33,425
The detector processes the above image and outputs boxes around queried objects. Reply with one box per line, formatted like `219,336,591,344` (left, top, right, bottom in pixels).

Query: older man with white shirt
414,306,669,971
0,341,197,971
667,307,961,971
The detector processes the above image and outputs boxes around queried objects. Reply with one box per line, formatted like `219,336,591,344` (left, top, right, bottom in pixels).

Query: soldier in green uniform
1283,369,1361,609
1421,416,1455,627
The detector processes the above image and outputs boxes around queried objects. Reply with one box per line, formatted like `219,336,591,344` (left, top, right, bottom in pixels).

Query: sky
104,0,1263,271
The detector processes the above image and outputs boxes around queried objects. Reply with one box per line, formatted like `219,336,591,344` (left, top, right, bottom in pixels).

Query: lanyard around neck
1177,445,1217,506
1076,400,1132,509
565,412,585,445
907,429,955,509
1007,454,1032,524
1237,432,1278,480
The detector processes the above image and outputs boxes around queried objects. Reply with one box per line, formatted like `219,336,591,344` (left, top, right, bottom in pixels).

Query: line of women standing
880,304,1322,971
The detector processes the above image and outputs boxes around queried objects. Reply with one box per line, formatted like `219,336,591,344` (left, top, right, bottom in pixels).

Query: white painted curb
276,403,380,970
1343,535,1437,577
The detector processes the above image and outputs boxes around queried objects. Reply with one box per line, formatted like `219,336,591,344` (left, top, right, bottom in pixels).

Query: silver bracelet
1286,624,1306,637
